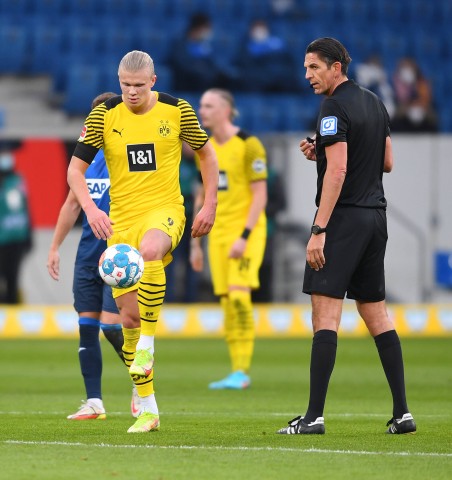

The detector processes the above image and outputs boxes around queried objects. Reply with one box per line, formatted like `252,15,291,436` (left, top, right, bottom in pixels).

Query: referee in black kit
277,38,416,435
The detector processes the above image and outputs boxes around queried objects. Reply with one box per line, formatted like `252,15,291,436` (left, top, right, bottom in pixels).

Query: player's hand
306,234,326,271
85,205,114,240
300,137,317,161
47,250,60,281
191,203,216,238
229,238,247,259
190,241,204,272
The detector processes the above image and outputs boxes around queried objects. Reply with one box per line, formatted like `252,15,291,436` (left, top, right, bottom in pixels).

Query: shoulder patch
252,158,266,173
158,92,179,107
104,95,123,110
320,116,338,136
237,130,251,140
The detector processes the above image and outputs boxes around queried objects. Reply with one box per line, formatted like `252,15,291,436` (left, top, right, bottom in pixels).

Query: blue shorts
73,264,119,314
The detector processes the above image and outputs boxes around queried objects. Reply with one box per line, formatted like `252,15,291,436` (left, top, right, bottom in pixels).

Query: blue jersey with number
75,150,110,265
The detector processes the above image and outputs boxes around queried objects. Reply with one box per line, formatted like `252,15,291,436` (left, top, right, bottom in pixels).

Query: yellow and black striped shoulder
104,95,123,110
158,92,179,107
237,129,252,140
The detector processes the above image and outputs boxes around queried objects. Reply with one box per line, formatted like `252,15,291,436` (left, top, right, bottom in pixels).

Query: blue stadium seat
0,25,28,74
99,23,134,58
29,25,64,74
134,28,174,66
0,0,30,14
63,63,101,115
66,26,101,62
154,65,174,93
29,0,66,15
66,0,99,14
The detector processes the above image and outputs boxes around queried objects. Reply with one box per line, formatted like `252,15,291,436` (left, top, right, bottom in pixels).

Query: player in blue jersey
47,92,140,420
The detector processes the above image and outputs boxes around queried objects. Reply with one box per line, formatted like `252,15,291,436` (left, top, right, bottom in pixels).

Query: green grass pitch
0,336,451,479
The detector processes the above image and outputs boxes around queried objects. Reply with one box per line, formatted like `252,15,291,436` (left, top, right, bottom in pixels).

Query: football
98,243,144,288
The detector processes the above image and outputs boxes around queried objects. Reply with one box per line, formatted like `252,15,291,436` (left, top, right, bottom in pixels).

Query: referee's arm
383,136,393,173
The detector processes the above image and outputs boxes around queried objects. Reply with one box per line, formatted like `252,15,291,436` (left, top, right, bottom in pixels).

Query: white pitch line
3,440,452,458
0,411,449,419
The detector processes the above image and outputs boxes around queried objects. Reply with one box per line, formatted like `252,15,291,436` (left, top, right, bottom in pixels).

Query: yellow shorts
207,225,266,296
108,204,185,298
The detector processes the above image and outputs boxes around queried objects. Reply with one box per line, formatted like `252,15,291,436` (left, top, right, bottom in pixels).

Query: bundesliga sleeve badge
320,116,338,136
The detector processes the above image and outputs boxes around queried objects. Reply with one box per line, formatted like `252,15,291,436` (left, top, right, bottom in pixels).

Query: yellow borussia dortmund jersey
207,130,267,239
74,92,208,231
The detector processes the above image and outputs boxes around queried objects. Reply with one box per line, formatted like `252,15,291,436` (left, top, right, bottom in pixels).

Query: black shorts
73,264,119,314
303,207,387,301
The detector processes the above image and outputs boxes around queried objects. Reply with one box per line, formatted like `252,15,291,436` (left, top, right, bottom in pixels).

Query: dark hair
92,91,117,109
306,37,352,75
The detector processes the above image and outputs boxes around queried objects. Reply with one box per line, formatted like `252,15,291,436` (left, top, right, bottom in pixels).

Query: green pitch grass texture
0,337,450,479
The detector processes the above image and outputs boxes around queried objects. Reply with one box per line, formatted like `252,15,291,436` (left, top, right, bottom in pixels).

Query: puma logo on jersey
113,128,124,137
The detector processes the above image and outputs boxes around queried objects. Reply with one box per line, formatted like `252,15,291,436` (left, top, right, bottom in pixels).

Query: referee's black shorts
303,206,387,302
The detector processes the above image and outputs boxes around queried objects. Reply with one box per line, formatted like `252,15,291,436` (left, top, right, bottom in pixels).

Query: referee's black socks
304,329,338,424
374,330,409,418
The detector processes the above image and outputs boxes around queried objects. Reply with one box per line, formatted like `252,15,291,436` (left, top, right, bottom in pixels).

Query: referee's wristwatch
311,224,327,235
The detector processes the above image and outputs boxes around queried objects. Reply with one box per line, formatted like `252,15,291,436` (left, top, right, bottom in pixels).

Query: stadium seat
0,25,28,74
29,0,66,16
63,63,101,115
66,26,101,62
29,25,64,74
154,65,174,93
0,0,30,14
99,23,134,58
134,28,174,65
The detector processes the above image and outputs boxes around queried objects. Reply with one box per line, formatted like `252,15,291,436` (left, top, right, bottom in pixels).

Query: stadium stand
0,0,449,132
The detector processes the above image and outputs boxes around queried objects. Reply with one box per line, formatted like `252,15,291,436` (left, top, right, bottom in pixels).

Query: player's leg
124,208,184,432
277,294,341,434
351,209,415,434
100,284,124,363
68,265,105,420
357,300,415,434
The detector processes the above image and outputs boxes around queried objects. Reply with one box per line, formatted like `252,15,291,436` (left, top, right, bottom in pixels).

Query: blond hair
118,50,155,76
205,88,239,120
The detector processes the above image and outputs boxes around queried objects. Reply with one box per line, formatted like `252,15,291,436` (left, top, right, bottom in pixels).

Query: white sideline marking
0,411,449,419
3,440,452,458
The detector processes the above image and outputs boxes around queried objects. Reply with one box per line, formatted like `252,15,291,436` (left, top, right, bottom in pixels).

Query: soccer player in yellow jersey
67,51,218,433
191,89,267,389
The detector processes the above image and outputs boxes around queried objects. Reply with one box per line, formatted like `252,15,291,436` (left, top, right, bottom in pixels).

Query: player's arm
191,140,218,238
383,136,393,173
307,141,347,271
190,182,205,272
229,180,267,259
47,190,81,281
67,156,113,240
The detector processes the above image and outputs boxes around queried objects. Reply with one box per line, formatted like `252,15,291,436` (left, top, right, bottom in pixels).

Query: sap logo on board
87,179,110,199
437,310,452,330
340,311,359,332
55,311,78,333
163,309,187,332
0,310,5,331
405,309,428,331
18,311,45,333
198,309,223,332
268,309,292,332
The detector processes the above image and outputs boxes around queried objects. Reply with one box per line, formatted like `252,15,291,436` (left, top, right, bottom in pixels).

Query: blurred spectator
391,57,438,132
236,19,300,92
169,13,236,92
354,55,395,118
252,164,286,303
0,147,32,304
165,144,201,303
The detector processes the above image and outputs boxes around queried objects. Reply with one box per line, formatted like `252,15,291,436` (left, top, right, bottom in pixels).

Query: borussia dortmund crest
159,120,171,137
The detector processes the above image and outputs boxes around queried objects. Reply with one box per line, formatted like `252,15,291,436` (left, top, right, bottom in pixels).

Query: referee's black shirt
314,80,390,209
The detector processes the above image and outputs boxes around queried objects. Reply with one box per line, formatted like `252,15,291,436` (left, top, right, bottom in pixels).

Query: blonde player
67,51,218,433
191,89,267,389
